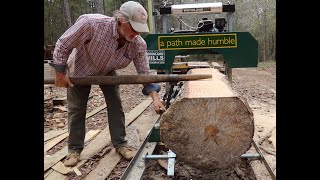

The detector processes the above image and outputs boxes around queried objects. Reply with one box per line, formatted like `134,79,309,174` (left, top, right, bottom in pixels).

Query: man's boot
115,146,137,161
63,152,80,167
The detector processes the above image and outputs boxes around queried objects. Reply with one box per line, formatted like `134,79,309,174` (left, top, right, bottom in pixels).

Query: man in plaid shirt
50,1,166,167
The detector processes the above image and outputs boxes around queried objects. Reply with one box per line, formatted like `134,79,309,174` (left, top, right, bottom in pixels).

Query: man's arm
141,83,165,114
132,38,166,114
50,15,93,87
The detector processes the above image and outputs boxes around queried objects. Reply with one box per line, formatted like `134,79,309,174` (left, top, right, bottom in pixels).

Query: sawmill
44,1,276,179
120,1,275,179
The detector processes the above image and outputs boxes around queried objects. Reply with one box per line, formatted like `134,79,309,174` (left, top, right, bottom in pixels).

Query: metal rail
120,78,177,180
119,116,162,180
252,140,276,180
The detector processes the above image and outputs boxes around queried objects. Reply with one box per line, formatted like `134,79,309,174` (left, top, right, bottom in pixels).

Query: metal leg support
240,140,276,180
143,149,177,176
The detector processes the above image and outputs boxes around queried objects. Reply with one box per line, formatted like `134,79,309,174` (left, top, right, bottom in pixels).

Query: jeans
67,71,127,153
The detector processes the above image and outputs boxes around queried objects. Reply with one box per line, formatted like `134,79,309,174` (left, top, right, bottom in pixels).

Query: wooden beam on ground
187,61,210,68
84,114,160,180
44,132,69,152
51,162,73,174
84,149,121,180
44,129,68,142
211,62,223,69
44,169,53,179
73,167,82,176
124,98,153,126
160,68,254,170
86,104,106,119
44,170,66,180
44,129,100,172
47,99,153,177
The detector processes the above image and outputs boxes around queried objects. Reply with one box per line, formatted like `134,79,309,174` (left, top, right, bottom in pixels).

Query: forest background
44,0,276,62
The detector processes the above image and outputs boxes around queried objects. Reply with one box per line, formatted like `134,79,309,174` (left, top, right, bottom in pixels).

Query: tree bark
93,0,105,14
43,74,212,85
62,0,72,28
160,68,254,170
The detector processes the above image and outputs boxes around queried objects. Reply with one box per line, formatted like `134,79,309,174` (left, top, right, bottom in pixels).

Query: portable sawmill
120,1,260,179
43,0,263,178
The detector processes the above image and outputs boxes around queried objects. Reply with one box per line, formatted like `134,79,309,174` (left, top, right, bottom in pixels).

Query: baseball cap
120,1,149,33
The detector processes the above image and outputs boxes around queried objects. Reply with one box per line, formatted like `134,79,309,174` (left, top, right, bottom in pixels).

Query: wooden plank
187,61,210,68
84,149,121,180
45,170,66,180
74,97,150,126
124,98,153,126
44,129,100,171
86,104,106,119
211,62,223,68
51,162,73,175
51,98,153,176
44,129,68,142
44,132,69,152
44,169,53,178
74,167,82,176
44,148,68,172
84,114,160,180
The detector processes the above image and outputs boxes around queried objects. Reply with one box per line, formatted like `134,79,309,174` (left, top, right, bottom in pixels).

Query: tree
92,0,105,14
62,0,72,27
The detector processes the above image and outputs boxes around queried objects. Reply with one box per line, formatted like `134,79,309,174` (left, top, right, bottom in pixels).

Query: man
50,1,166,167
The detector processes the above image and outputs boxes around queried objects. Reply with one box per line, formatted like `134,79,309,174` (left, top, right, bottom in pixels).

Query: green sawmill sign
158,34,237,50
144,32,258,69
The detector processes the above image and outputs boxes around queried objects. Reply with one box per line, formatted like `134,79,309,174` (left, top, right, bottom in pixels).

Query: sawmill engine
196,17,226,32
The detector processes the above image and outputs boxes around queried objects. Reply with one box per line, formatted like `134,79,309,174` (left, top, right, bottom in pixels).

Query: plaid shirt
52,14,151,77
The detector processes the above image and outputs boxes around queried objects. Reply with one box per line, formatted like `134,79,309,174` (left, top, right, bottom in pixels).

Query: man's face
118,22,140,42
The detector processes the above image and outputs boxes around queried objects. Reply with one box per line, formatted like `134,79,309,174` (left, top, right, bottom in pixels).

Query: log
43,74,212,85
160,68,254,170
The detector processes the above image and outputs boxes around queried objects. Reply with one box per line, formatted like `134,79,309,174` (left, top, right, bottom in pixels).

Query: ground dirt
44,60,276,180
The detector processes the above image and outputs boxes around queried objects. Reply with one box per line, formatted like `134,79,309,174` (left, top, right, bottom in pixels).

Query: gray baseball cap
120,1,149,33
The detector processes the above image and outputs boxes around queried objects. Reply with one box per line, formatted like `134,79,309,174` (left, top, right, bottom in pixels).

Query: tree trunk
48,0,53,44
263,8,267,61
93,0,105,14
160,68,254,170
62,0,72,27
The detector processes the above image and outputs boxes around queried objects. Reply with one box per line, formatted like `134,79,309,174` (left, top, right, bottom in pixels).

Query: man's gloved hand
55,72,74,88
149,91,166,114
